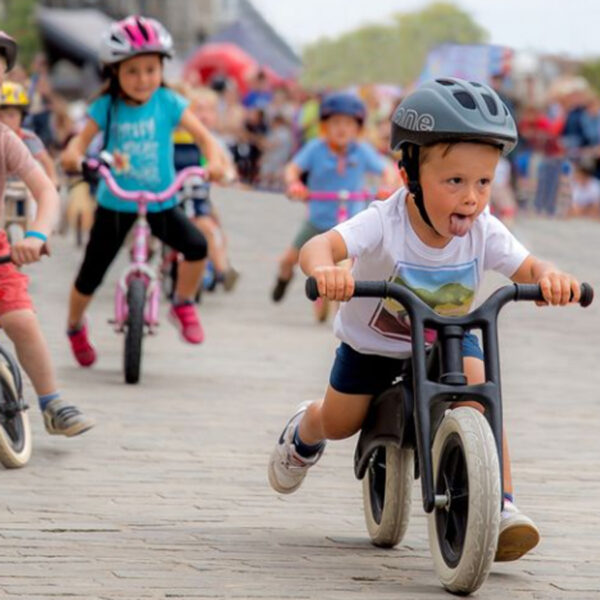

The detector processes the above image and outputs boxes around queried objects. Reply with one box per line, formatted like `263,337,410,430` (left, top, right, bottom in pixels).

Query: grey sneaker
43,398,95,437
268,401,325,494
495,500,540,562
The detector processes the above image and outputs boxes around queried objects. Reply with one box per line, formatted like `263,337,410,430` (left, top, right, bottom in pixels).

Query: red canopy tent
183,43,283,96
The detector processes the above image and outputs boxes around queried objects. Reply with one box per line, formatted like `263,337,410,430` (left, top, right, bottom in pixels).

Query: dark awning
36,7,113,67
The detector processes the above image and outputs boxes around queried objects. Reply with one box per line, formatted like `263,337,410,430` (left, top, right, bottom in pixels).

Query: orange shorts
0,231,32,316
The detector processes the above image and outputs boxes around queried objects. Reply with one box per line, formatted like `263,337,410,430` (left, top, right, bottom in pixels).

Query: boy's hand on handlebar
312,266,355,301
286,181,309,201
11,237,49,267
537,271,580,306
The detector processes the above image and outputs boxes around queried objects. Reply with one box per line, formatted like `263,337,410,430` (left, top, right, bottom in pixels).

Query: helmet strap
400,143,438,234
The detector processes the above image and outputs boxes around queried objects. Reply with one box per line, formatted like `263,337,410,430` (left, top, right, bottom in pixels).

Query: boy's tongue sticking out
449,213,473,237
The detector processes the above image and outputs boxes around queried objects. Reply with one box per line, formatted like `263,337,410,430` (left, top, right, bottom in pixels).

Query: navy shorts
329,333,484,396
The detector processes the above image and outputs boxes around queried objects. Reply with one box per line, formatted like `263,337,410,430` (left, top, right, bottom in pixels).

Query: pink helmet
99,15,174,66
0,31,18,72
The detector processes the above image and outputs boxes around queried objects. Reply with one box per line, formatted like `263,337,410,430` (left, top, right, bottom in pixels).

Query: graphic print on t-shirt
367,260,477,342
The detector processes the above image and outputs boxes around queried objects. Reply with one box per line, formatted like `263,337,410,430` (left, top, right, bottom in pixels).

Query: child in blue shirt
271,92,398,302
61,15,228,365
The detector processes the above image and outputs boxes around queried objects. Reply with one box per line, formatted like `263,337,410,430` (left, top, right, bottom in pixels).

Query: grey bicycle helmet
390,77,518,232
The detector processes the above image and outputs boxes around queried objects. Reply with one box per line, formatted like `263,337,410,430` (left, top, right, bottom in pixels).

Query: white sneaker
268,401,325,494
495,500,540,562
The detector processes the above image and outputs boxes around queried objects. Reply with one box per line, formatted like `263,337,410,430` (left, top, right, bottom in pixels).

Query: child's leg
149,207,208,344
148,207,208,302
69,207,136,328
298,386,372,444
193,215,228,273
0,309,57,396
272,222,323,302
0,309,94,436
277,246,299,281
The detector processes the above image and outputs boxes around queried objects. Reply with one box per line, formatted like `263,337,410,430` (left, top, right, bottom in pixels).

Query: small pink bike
305,190,373,322
83,156,206,384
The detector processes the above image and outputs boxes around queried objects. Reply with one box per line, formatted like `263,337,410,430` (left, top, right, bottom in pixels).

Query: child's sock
38,392,60,411
67,322,83,335
293,425,324,458
172,295,193,306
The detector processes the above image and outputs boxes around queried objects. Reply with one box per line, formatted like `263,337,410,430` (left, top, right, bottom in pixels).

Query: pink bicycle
304,190,373,322
82,157,206,384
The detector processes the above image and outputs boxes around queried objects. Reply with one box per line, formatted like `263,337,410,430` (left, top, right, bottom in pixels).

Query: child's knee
320,406,362,440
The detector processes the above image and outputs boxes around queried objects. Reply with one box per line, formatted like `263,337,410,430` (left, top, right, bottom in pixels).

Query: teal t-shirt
87,87,189,213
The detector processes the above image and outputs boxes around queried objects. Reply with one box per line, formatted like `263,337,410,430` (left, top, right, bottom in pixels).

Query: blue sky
252,0,599,58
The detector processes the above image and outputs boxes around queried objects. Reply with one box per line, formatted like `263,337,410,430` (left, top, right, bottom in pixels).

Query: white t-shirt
332,188,530,358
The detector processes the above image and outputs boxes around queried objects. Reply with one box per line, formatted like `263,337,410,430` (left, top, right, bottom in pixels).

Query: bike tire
362,443,414,547
428,407,500,594
124,278,146,385
0,361,31,468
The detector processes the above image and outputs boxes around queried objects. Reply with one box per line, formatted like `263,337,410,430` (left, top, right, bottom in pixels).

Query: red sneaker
168,302,204,344
67,323,96,367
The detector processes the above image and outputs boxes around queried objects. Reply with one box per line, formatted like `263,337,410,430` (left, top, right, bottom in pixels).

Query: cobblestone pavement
0,188,598,599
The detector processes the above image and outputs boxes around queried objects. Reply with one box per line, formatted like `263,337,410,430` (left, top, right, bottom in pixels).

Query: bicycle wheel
428,407,500,595
124,278,146,384
0,360,31,468
362,443,414,547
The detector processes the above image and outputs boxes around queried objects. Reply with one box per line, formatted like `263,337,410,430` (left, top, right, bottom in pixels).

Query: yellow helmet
1,82,29,109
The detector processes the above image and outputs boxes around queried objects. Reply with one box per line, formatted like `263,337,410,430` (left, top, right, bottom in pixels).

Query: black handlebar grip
0,255,11,265
580,282,594,307
516,282,594,307
305,276,320,301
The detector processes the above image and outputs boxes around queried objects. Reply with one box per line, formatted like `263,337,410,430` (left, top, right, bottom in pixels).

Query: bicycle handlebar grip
305,276,319,301
515,282,594,307
580,282,594,307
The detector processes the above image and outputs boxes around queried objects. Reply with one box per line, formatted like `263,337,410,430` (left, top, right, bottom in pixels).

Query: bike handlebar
83,158,207,204
305,277,594,309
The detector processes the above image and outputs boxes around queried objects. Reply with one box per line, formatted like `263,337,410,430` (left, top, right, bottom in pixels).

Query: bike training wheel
362,443,414,547
124,278,146,385
0,360,31,468
313,297,330,323
428,407,500,595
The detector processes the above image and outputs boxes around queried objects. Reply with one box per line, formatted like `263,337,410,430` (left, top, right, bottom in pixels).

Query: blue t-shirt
87,87,189,213
292,138,386,230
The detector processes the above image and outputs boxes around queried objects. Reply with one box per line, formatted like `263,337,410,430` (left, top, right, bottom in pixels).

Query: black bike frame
306,278,593,514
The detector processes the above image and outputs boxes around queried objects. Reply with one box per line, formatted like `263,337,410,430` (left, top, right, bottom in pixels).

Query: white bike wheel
0,410,31,468
427,407,500,594
362,443,414,547
0,362,31,468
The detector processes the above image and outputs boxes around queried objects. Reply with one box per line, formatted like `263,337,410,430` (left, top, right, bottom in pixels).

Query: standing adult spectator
24,53,55,149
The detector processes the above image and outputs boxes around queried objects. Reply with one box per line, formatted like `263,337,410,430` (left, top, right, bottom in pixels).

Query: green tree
2,0,40,69
301,2,488,89
580,59,600,94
